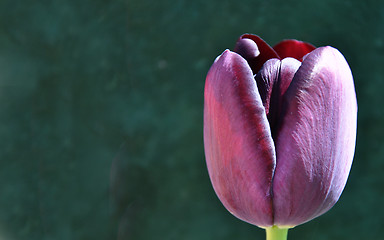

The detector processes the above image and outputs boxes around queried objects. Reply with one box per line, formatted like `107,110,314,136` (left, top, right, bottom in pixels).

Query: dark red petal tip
273,40,316,61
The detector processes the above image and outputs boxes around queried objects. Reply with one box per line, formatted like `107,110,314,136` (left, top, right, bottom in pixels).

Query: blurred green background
0,0,382,239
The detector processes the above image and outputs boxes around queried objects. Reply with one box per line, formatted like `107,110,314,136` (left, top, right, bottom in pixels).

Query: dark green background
0,0,382,239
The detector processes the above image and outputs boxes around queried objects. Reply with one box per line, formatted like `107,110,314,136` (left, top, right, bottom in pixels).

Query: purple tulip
204,34,357,231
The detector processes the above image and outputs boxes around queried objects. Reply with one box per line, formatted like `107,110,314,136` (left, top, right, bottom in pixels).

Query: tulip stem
265,226,288,240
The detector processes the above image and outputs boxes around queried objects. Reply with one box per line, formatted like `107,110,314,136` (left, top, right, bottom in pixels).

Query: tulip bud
204,34,357,239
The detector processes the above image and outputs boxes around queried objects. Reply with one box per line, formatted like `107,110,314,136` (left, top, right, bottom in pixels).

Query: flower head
204,34,357,228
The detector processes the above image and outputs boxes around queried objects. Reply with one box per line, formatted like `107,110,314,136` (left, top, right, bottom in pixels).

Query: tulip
203,34,357,240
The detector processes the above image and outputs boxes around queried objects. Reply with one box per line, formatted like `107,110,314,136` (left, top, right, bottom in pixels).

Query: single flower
203,34,357,238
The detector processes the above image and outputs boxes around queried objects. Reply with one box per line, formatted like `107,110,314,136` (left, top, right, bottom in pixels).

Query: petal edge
204,50,276,227
272,46,357,226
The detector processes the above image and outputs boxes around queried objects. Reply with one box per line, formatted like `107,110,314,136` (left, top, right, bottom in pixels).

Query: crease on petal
254,58,280,116
272,46,357,226
254,58,301,139
278,58,302,99
204,50,276,227
269,58,301,136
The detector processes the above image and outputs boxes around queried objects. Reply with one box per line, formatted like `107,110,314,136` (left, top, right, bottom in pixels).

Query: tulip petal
204,50,276,227
272,47,357,227
273,40,316,61
235,34,279,74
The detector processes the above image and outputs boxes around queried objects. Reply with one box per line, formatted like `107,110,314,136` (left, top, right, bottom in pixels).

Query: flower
203,34,357,228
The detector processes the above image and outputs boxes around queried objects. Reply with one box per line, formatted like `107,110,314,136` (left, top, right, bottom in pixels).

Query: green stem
265,225,289,240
